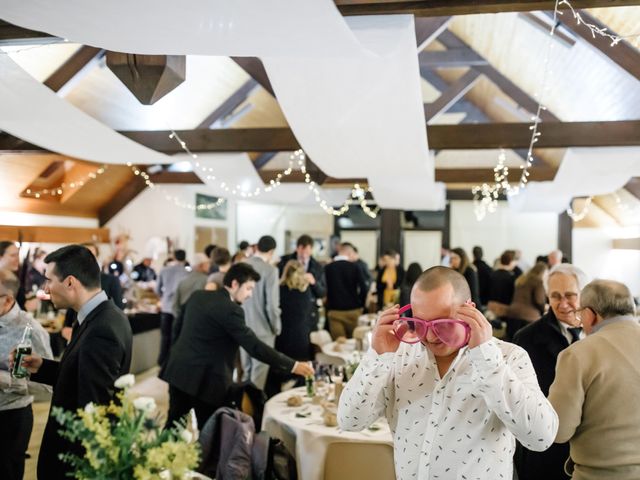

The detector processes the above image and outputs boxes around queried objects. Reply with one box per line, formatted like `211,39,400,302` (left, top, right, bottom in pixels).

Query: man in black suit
512,263,588,480
11,244,132,480
161,262,313,429
62,242,124,341
278,234,326,331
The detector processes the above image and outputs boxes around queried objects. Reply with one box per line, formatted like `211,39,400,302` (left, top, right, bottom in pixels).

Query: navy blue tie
568,327,582,344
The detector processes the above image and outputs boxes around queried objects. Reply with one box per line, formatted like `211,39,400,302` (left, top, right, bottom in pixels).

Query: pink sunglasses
392,304,471,348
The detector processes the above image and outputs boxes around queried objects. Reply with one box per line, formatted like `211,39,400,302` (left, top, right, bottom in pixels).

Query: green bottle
305,375,315,397
12,324,33,379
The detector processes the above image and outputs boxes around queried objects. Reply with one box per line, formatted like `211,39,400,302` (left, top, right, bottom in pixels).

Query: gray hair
0,269,19,297
581,279,636,319
543,263,589,294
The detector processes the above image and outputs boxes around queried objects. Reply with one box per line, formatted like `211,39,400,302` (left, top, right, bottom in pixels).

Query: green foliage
52,385,199,480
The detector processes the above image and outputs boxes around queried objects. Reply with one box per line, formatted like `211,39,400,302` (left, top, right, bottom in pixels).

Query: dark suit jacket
160,290,296,407
64,273,124,327
325,260,368,311
278,253,326,302
512,311,571,480
32,299,132,480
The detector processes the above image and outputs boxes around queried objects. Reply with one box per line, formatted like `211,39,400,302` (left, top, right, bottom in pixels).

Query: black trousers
0,405,33,480
158,312,175,366
166,385,221,432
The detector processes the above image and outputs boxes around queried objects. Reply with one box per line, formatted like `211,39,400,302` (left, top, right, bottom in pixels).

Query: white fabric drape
0,55,171,165
509,147,640,212
0,0,445,209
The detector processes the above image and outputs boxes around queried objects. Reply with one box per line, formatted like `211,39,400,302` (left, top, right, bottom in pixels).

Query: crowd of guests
0,236,639,480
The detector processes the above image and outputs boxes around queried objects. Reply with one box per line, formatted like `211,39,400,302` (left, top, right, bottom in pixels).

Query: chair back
314,352,346,366
323,442,395,480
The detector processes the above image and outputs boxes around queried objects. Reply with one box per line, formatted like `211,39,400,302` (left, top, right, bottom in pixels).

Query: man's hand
372,305,402,355
292,361,314,377
9,349,43,374
303,273,316,286
454,303,493,349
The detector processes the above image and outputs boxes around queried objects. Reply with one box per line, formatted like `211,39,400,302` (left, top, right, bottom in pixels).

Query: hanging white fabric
0,0,444,209
509,147,640,213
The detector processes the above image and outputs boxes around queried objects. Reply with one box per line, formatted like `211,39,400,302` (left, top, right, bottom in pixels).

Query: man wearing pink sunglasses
338,266,557,480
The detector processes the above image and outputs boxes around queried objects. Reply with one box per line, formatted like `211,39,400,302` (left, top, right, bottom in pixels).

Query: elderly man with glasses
548,279,640,480
0,269,52,480
512,263,589,480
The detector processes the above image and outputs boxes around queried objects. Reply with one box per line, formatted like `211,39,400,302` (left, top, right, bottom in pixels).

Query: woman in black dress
266,260,312,396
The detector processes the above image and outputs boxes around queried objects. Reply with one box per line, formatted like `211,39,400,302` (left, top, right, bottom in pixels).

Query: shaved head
413,266,471,304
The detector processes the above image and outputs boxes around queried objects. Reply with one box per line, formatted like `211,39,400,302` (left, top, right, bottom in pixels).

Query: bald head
581,279,636,319
412,266,471,304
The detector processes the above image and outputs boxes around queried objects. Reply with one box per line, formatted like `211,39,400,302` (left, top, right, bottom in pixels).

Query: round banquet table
262,387,392,480
320,338,359,363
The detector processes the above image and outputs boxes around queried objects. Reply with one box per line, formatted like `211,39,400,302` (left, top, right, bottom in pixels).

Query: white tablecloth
262,387,392,480
321,339,359,362
358,313,378,327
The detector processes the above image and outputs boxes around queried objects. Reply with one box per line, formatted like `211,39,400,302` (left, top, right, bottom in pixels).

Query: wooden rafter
44,46,104,93
424,69,482,122
4,121,640,154
196,78,258,129
419,49,488,68
97,168,147,226
624,177,640,201
555,10,640,82
258,167,556,184
334,1,640,16
231,57,275,97
414,17,452,50
437,30,560,122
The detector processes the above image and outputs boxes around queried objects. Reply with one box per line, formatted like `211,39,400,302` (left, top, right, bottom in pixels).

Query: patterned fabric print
338,339,558,480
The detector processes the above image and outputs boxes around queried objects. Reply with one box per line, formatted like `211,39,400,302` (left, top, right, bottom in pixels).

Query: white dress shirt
338,338,558,480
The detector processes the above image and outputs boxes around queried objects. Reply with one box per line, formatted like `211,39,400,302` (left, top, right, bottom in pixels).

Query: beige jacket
549,316,640,480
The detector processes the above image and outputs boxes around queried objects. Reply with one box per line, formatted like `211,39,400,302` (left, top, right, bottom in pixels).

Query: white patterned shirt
338,338,558,480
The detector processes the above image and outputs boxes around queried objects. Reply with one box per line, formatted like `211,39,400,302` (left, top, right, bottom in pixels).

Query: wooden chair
323,442,395,480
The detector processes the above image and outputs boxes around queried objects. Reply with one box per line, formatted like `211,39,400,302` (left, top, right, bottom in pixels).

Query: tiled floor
24,367,169,480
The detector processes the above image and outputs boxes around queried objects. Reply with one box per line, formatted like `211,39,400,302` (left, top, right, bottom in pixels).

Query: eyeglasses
549,292,578,302
573,307,593,322
392,304,471,348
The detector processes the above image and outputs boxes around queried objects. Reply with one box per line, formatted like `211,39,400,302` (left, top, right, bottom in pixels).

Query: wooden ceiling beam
4,121,640,153
0,225,110,243
425,69,482,122
419,49,488,68
259,167,556,184
437,30,560,122
231,57,275,97
555,10,640,82
0,20,59,45
44,46,104,93
253,152,278,170
624,177,640,201
334,1,640,16
196,78,258,129
97,169,147,226
415,16,452,50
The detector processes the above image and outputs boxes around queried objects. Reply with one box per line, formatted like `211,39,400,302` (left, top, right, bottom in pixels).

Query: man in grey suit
240,235,280,390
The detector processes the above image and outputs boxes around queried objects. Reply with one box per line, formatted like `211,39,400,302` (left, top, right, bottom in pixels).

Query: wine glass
329,365,345,384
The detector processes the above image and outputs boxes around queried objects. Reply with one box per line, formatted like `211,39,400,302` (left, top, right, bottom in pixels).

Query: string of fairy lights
472,0,640,222
160,129,381,218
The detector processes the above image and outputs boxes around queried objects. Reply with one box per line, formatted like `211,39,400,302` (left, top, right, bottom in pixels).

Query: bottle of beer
12,324,33,379
305,375,315,397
